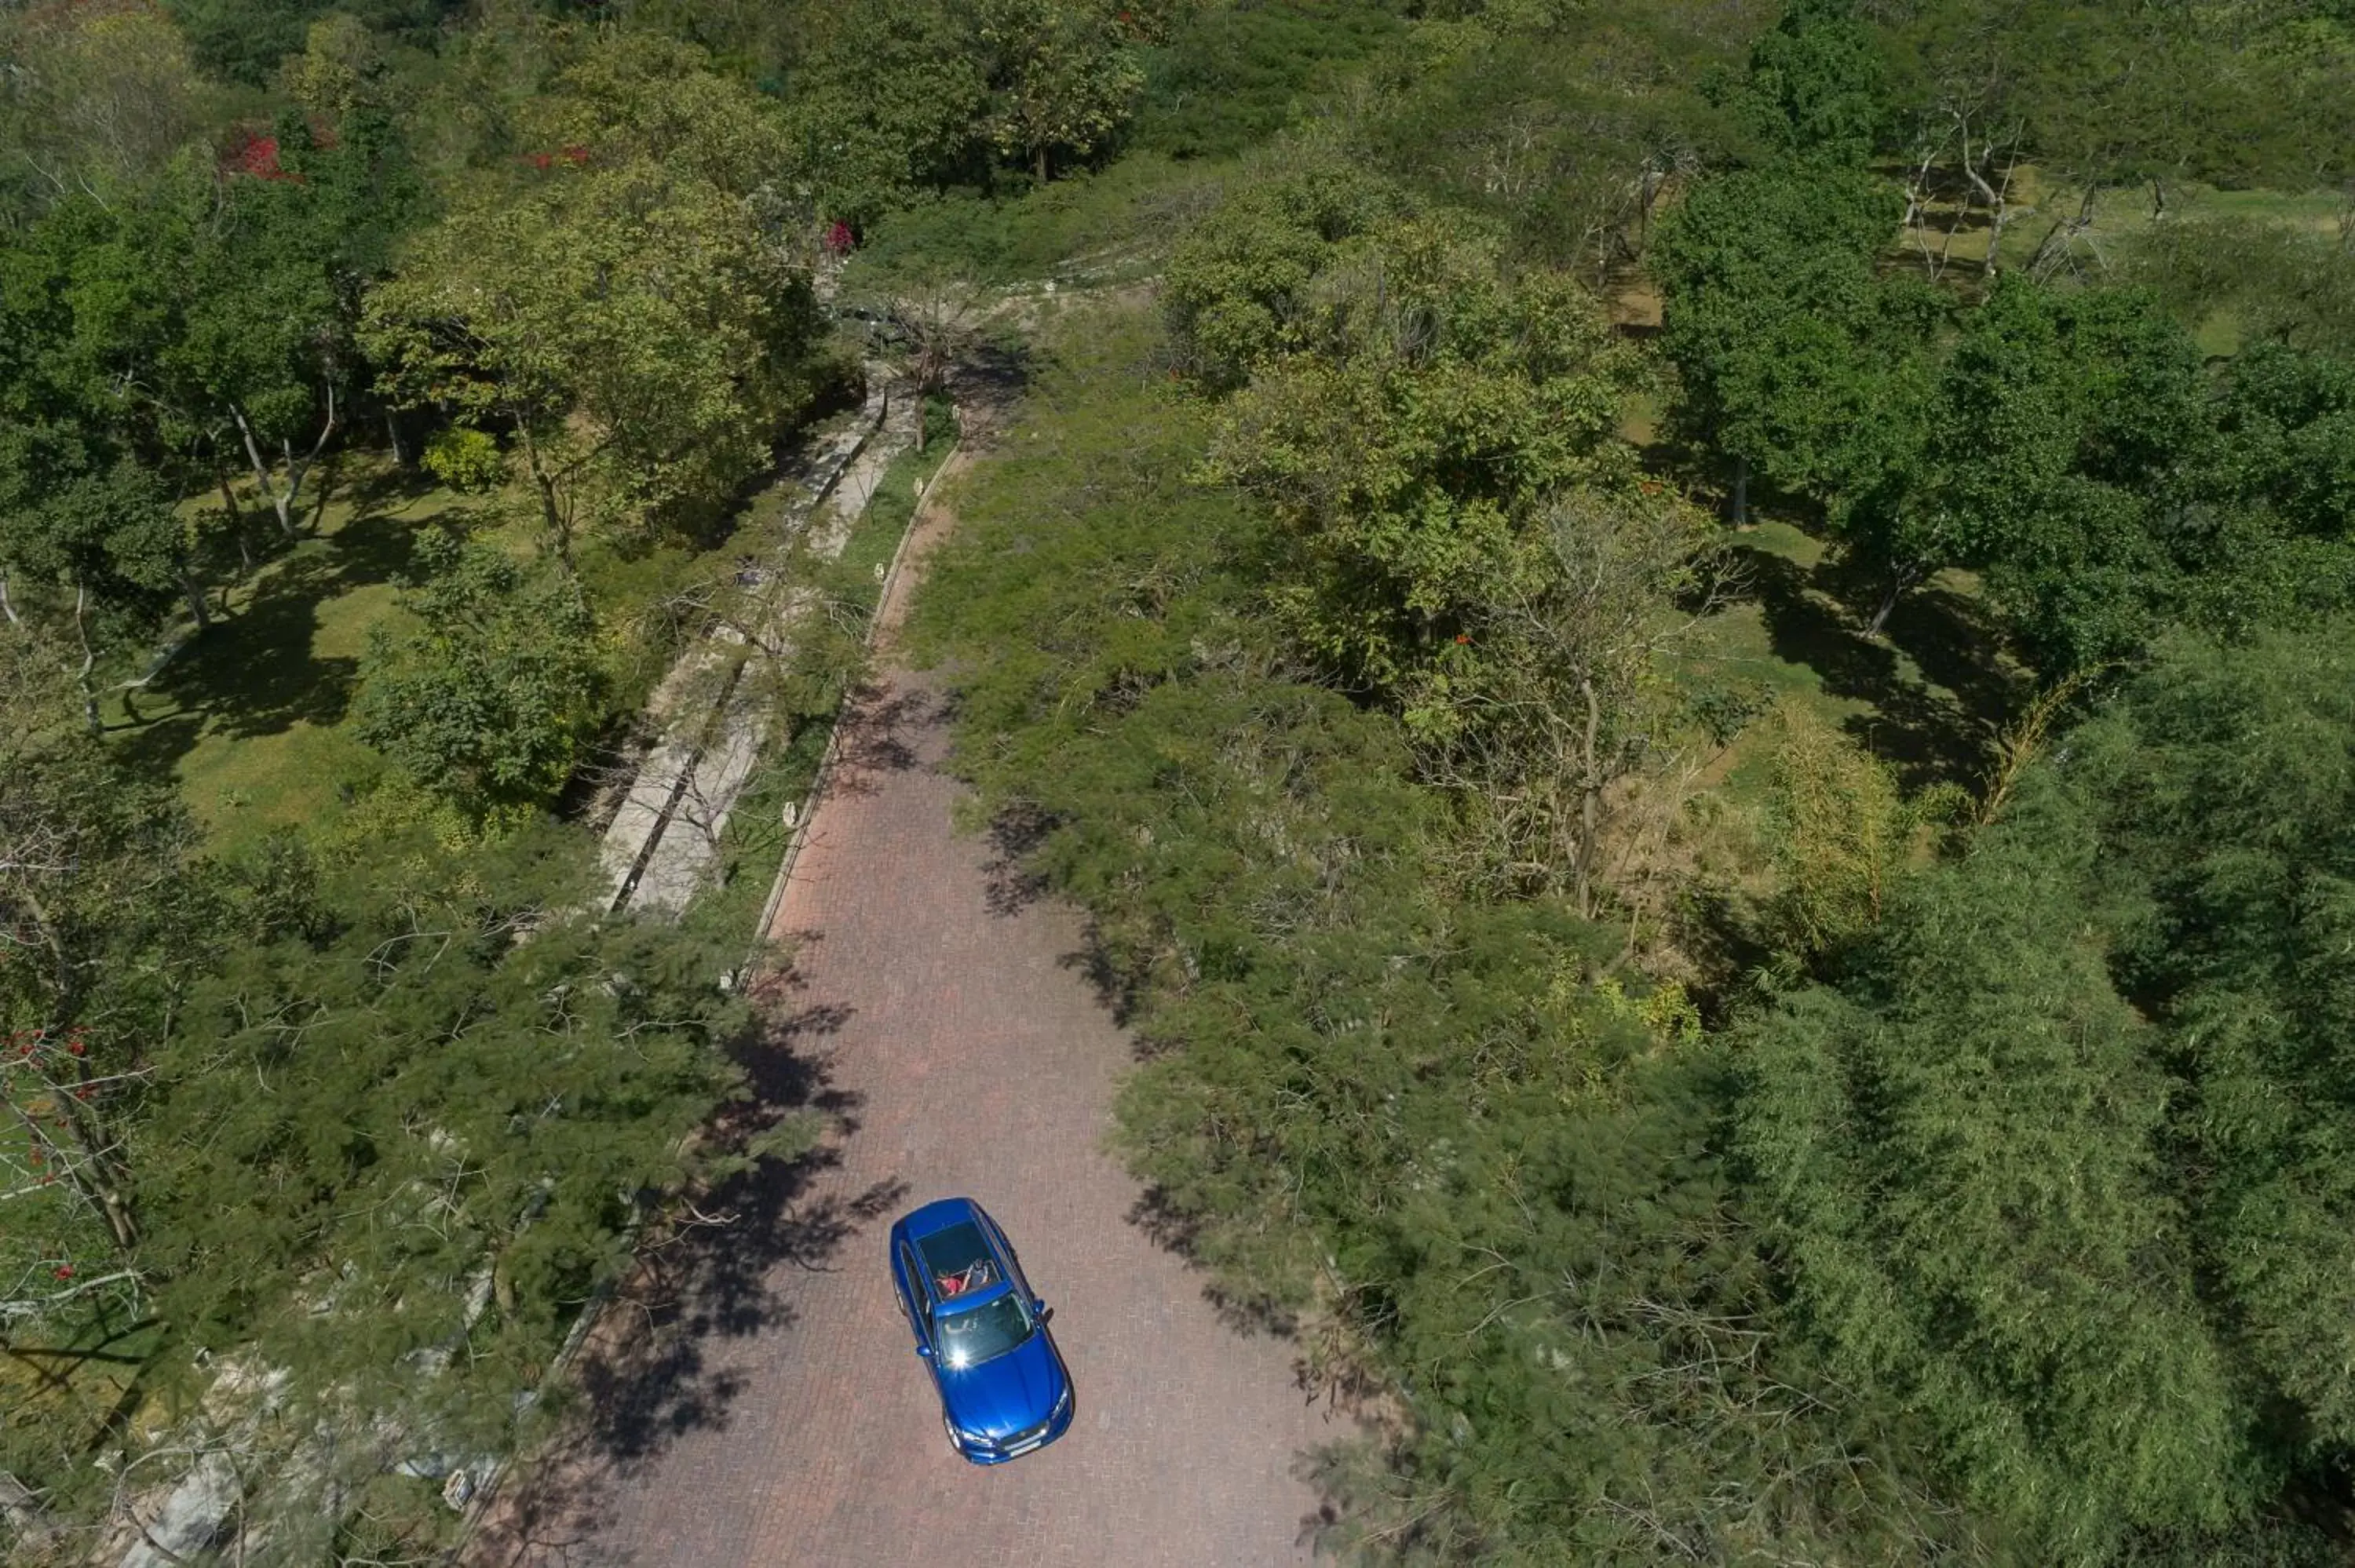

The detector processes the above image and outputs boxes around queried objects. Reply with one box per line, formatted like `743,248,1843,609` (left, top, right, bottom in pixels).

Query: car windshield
936,1293,1034,1370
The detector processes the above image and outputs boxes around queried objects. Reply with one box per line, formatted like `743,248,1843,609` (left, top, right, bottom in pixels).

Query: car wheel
943,1413,962,1454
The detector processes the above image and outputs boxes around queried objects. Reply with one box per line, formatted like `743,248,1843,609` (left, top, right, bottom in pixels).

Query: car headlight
1052,1384,1073,1417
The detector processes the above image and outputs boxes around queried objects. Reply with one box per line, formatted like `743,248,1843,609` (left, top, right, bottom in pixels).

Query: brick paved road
470,487,1334,1568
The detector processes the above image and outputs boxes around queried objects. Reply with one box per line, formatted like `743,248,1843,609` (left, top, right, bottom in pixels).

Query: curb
445,390,905,1566
444,410,962,1565
601,377,890,917
743,421,962,975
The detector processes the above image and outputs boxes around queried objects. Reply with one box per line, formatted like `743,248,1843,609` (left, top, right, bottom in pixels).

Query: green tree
162,0,462,86
352,531,608,819
1919,279,2209,666
1199,213,1641,701
1722,0,1886,167
0,0,213,224
2072,622,2355,1473
975,0,1145,183
778,0,989,226
0,626,202,1278
128,832,743,1538
165,145,353,542
1650,160,1927,554
1163,159,1408,390
1735,798,2244,1555
363,155,818,563
1317,0,1754,275
1732,618,2355,1559
0,450,188,727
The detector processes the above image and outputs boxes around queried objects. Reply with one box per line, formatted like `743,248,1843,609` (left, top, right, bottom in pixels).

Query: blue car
888,1198,1075,1464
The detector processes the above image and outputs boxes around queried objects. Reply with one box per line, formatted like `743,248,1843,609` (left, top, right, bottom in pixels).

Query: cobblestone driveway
470,492,1333,1568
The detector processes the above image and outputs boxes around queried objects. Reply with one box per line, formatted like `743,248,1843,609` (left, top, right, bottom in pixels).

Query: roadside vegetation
6,0,2355,1563
906,2,2355,1566
0,0,1168,1556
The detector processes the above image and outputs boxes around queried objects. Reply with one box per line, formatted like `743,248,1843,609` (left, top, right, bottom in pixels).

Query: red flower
67,1040,83,1056
227,133,297,182
1454,633,1472,645
53,1264,72,1280
524,151,554,171
562,144,590,166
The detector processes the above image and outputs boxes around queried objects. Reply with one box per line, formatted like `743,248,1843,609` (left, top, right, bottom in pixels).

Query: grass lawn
101,415,876,856
1878,162,2344,288
1678,518,2030,811
105,454,476,856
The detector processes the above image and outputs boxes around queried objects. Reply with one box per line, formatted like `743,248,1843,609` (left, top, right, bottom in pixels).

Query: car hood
938,1330,1065,1440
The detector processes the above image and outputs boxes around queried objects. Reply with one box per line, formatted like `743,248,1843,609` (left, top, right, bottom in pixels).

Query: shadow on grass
1724,539,2025,791
108,504,437,778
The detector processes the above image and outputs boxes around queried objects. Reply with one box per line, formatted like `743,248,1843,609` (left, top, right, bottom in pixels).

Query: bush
422,426,507,494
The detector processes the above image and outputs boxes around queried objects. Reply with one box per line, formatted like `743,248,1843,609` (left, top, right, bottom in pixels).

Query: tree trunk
1572,674,1603,920
216,475,254,579
2,1092,138,1252
1959,123,2025,279
233,406,298,541
384,406,408,466
1865,562,1918,637
231,385,336,541
181,572,211,632
71,578,100,734
1732,454,1750,527
1035,144,1050,184
515,424,575,571
0,573,18,627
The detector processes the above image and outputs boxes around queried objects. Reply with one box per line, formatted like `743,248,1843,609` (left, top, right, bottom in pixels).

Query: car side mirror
1035,1299,1051,1322
916,1344,933,1358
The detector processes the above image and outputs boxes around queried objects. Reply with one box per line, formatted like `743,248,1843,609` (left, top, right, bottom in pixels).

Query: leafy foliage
913,304,1967,1566
361,41,826,559
133,830,743,1507
1736,619,2355,1561
1191,206,1643,701
353,530,607,819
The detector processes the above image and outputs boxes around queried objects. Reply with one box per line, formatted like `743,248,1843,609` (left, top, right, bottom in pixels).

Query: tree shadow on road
1125,1185,1303,1341
468,984,903,1565
980,801,1059,917
817,681,935,799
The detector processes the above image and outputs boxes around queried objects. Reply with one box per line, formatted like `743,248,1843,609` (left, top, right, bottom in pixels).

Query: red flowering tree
0,633,199,1410
223,129,294,181
2,1026,145,1320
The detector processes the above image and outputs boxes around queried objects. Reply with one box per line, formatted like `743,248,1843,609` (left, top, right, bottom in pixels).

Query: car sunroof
914,1205,989,1281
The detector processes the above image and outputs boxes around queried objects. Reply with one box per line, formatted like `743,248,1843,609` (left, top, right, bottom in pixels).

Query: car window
897,1245,929,1323
935,1293,1036,1370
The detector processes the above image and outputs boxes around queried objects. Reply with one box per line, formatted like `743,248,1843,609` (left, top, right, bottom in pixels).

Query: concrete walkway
601,378,918,914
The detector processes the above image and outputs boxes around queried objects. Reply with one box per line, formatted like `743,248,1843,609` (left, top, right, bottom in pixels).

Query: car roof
896,1195,991,1242
893,1198,1017,1312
